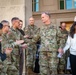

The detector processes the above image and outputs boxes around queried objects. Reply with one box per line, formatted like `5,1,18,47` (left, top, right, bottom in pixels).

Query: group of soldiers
0,18,27,75
0,12,71,75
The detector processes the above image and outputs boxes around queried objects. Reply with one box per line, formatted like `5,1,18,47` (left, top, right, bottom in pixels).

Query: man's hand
21,44,28,49
5,48,13,55
0,39,2,42
15,40,24,45
58,48,64,54
24,35,29,38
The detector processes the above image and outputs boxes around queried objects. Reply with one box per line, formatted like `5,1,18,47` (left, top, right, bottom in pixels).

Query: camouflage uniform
9,27,25,75
1,27,24,75
39,24,60,75
24,25,40,74
1,33,18,75
58,28,68,74
0,55,4,75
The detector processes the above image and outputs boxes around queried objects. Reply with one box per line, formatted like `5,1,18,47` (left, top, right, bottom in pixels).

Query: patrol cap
0,23,3,29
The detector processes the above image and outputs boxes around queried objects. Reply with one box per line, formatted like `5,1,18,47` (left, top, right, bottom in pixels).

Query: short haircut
20,20,23,22
0,23,3,29
29,16,34,19
11,17,19,22
1,20,9,25
60,22,66,25
41,12,51,18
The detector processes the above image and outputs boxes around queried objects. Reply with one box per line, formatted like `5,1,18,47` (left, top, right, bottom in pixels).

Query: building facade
33,0,76,31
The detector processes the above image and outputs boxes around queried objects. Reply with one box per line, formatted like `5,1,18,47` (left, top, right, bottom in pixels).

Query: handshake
4,40,28,55
15,40,28,49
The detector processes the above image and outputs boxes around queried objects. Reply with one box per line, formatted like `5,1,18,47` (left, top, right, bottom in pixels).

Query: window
66,0,72,9
32,0,39,12
59,0,76,10
74,0,76,8
60,0,64,9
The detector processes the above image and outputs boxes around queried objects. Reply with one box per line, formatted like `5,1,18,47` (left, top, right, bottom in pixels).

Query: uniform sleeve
56,28,62,49
24,26,30,36
24,26,40,44
7,31,18,47
58,34,68,49
31,28,40,44
23,27,32,43
32,28,40,43
1,36,8,53
56,28,68,49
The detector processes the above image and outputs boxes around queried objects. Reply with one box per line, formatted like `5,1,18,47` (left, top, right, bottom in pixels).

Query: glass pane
60,0,64,9
34,0,39,3
66,0,72,9
36,0,39,2
34,3,39,12
34,0,36,3
74,0,76,8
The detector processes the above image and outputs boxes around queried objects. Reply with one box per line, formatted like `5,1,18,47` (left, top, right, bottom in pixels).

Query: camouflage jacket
10,27,24,41
24,25,40,44
1,33,13,53
39,24,61,52
58,28,68,49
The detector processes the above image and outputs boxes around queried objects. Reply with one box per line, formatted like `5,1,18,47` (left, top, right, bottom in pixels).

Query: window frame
32,0,39,12
59,0,76,10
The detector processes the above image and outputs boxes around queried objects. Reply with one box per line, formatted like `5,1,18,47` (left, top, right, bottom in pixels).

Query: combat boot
51,70,57,75
66,70,70,74
27,67,34,75
59,69,64,74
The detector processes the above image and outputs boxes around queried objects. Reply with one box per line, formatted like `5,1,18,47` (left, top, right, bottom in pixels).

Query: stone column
25,0,32,26
0,0,26,28
25,0,32,74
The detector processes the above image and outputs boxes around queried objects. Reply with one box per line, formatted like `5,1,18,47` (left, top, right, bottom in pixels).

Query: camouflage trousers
11,53,20,75
0,59,19,75
58,54,65,70
39,51,58,75
26,44,37,73
58,50,70,73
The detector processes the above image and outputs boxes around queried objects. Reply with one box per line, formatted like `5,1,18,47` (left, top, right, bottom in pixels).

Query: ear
12,21,15,25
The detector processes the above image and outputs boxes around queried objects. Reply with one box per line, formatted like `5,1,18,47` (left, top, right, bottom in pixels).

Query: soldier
58,22,68,74
17,19,25,75
10,17,27,75
58,21,76,75
24,16,40,75
0,20,18,75
36,12,60,75
18,20,25,36
1,20,24,75
0,23,12,61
